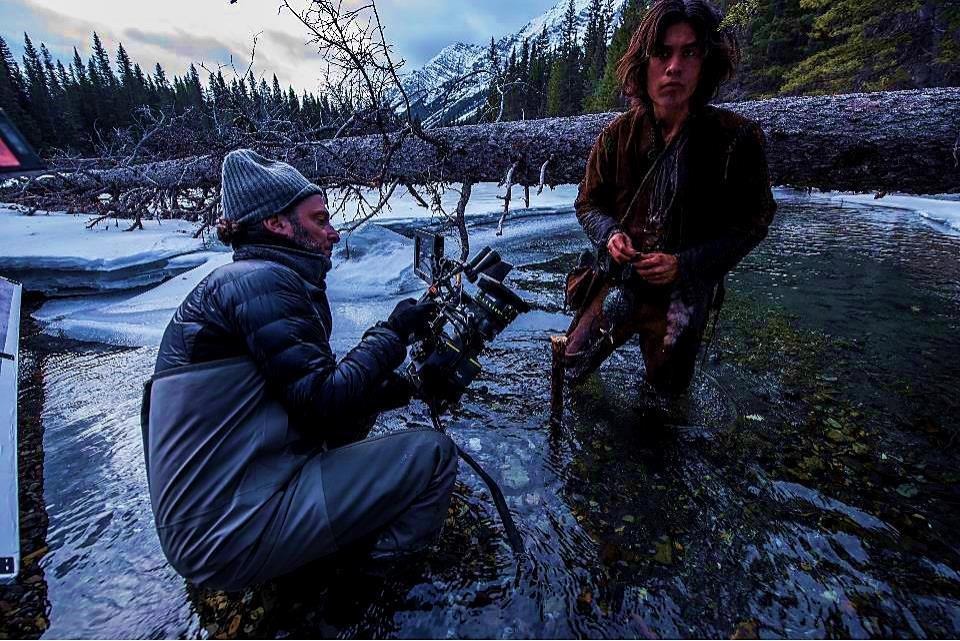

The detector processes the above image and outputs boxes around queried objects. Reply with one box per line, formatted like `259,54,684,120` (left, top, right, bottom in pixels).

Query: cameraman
143,149,457,590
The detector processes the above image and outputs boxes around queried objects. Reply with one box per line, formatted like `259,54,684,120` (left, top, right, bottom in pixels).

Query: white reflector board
0,276,21,582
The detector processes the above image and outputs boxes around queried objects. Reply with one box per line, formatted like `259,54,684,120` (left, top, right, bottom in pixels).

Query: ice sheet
35,254,232,346
0,207,218,294
818,193,960,235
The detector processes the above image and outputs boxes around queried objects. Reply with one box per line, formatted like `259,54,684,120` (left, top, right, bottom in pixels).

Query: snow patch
819,193,960,236
35,254,232,346
328,224,419,300
329,182,580,224
0,207,219,294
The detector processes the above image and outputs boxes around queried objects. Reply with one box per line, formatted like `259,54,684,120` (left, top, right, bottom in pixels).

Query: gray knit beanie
220,149,324,227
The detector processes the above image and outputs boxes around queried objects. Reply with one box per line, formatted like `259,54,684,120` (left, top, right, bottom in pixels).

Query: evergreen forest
481,0,960,121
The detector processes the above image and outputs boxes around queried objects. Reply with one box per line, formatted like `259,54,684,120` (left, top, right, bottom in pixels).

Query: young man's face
646,21,704,116
286,194,340,257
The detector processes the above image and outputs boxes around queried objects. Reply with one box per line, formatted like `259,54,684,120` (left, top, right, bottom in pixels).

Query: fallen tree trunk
326,87,960,193
3,88,958,203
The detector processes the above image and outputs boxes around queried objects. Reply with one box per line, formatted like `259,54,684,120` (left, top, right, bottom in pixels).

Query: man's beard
288,216,327,254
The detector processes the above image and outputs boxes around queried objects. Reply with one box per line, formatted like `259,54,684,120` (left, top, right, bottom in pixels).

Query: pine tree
132,63,148,107
87,33,119,126
67,47,96,141
582,0,607,102
116,42,137,122
586,0,646,112
271,74,284,111
153,62,173,109
546,57,565,116
0,36,31,128
780,0,944,93
527,27,552,118
286,85,301,119
185,63,205,112
246,70,264,118
258,78,271,118
90,32,116,90
21,34,54,146
548,0,584,116
41,43,78,147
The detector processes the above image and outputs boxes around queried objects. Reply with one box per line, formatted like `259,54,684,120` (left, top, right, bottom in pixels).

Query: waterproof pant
564,282,707,396
246,428,458,586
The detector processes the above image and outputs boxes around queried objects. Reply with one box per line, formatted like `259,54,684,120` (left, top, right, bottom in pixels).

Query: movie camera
405,230,530,410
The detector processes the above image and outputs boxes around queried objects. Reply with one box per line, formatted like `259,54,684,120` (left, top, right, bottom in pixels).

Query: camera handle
428,405,525,558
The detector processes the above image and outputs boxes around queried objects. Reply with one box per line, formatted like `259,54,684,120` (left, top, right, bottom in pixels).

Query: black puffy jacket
155,242,406,440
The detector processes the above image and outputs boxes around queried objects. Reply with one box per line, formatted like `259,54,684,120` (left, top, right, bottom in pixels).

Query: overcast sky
0,0,557,93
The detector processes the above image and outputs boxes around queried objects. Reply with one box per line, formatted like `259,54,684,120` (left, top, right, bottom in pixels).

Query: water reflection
34,343,199,638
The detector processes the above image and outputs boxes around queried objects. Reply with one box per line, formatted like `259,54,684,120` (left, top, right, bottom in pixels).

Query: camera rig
406,230,531,411
406,229,531,555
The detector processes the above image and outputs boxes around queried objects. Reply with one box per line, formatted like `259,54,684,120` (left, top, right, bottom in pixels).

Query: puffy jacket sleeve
575,125,624,249
676,122,777,288
223,266,406,428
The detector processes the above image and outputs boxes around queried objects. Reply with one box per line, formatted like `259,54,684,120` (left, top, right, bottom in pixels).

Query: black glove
376,371,414,412
386,298,437,343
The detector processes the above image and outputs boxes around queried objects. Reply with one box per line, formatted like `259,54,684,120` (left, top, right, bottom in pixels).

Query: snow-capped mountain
396,0,629,126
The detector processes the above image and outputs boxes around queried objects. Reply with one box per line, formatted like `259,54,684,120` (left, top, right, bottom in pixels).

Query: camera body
406,230,530,409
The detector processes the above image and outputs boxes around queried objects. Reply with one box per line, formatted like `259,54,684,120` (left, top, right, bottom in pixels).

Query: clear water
17,193,960,638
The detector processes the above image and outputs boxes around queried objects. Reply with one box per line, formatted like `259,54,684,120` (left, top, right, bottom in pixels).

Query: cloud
124,28,236,67
262,29,314,62
1,0,559,91
0,0,106,59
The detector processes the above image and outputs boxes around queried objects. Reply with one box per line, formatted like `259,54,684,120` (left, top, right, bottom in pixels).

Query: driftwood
3,89,958,204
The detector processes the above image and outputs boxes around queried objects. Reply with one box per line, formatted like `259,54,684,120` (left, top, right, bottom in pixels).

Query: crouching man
141,149,457,590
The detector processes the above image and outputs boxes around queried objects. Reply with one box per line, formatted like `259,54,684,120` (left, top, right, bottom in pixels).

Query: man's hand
633,252,679,285
387,298,438,343
606,231,638,264
376,371,413,411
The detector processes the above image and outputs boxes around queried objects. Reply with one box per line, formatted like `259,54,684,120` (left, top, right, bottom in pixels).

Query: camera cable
429,407,526,558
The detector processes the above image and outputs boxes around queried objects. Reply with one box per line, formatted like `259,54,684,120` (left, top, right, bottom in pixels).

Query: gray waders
141,357,457,590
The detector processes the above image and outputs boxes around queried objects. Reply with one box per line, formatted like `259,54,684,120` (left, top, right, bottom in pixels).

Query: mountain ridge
397,0,629,126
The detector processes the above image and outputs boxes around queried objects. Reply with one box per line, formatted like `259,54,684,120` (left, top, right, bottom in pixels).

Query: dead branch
453,182,473,261
537,155,554,195
340,179,400,234
496,161,519,236
405,182,431,209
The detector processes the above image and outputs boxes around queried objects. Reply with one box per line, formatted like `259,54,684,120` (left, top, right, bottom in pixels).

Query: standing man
143,149,457,590
564,0,776,410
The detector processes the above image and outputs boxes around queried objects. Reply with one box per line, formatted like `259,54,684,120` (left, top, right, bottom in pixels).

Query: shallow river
14,193,960,638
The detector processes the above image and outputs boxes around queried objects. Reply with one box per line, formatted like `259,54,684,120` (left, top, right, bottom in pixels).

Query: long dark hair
616,0,740,108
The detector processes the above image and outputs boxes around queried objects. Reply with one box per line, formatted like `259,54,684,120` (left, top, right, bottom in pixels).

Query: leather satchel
564,250,604,313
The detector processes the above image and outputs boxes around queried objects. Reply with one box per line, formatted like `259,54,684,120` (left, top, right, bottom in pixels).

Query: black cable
429,407,525,557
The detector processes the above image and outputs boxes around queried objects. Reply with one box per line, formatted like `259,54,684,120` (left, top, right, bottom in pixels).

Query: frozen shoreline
0,207,219,295
812,192,960,235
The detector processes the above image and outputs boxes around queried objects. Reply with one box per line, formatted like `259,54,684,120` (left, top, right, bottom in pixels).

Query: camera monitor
413,230,444,282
